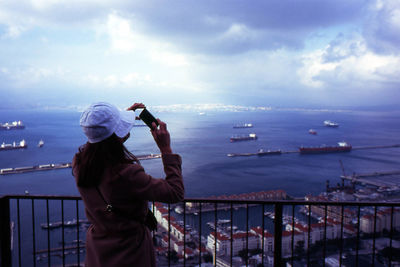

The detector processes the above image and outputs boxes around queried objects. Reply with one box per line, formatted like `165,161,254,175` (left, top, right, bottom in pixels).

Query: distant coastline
2,103,400,115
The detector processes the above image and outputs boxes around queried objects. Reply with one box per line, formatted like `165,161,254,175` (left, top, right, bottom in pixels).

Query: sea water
1,108,400,197
2,108,400,266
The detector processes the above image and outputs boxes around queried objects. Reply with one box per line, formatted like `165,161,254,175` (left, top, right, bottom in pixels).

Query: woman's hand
126,103,145,111
151,119,172,154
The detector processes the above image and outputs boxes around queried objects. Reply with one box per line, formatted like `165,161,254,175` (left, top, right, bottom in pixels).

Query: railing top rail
184,198,400,207
1,195,81,200
1,195,400,207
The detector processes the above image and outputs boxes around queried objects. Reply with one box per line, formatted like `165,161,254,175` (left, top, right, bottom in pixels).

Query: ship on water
324,120,339,127
299,141,352,154
233,123,253,128
38,140,44,147
133,122,147,127
0,120,25,130
308,129,317,135
230,133,257,142
257,148,282,156
0,140,27,151
227,148,281,157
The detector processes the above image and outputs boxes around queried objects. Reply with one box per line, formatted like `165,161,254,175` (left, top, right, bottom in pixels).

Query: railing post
274,203,283,267
0,196,12,267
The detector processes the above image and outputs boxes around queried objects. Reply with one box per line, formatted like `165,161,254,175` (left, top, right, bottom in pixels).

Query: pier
0,163,71,175
227,143,400,157
0,154,162,175
35,245,84,255
352,144,400,150
341,170,400,189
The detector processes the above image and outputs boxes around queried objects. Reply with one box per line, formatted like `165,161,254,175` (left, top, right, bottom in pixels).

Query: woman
73,102,184,267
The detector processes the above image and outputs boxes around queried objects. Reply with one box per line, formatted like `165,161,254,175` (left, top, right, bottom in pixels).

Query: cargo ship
324,120,339,127
38,140,44,147
257,149,282,156
227,152,254,157
308,129,317,135
0,140,27,151
299,142,352,154
133,122,147,127
0,120,25,130
138,154,162,160
230,133,257,142
233,123,253,128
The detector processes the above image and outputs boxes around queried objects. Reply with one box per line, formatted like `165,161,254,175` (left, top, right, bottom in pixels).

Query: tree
203,253,213,263
294,240,305,259
238,249,249,261
167,250,179,263
380,247,400,261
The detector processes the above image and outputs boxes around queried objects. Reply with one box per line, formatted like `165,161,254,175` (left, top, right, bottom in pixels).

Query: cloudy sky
0,0,399,109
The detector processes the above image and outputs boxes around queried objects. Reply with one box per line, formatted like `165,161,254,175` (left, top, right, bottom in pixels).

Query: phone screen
139,109,159,128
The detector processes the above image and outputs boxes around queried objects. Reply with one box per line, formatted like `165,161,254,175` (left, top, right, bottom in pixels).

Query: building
250,226,274,253
360,207,400,234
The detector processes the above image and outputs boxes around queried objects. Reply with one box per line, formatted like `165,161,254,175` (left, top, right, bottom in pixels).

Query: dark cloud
0,0,368,54
121,0,366,54
363,1,400,54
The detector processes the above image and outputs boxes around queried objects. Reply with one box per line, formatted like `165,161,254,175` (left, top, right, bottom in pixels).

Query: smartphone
139,109,159,129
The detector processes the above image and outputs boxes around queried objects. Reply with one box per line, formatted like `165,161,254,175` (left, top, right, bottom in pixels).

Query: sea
1,108,400,198
2,107,400,266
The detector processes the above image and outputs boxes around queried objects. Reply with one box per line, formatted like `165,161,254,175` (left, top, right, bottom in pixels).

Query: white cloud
31,0,61,10
103,12,190,67
298,35,400,89
3,25,26,38
298,49,337,88
364,0,400,53
0,66,70,87
106,12,136,53
150,50,189,67
82,72,152,88
221,23,257,42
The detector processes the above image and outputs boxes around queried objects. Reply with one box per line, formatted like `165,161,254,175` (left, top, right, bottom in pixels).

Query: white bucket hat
80,102,136,143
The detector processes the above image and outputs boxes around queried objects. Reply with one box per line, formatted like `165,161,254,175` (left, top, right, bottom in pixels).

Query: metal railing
1,195,400,267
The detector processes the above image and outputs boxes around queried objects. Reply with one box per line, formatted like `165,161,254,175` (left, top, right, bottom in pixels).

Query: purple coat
73,154,184,267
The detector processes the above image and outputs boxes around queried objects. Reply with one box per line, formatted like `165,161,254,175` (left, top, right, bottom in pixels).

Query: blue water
1,108,400,198
2,108,400,267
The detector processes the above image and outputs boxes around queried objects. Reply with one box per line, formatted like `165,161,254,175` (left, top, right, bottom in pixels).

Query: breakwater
0,154,162,175
227,144,400,157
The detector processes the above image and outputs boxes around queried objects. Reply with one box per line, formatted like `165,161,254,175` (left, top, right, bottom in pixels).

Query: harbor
183,190,287,214
341,170,400,195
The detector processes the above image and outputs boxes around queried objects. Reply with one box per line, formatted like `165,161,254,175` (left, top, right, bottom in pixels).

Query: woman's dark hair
74,133,139,187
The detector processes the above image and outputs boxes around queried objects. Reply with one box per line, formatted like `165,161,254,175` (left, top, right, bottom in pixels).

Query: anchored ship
0,140,27,151
230,133,257,142
308,129,317,135
227,149,281,157
38,140,44,148
0,120,25,130
299,142,352,154
257,149,282,156
233,123,253,128
324,120,339,127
